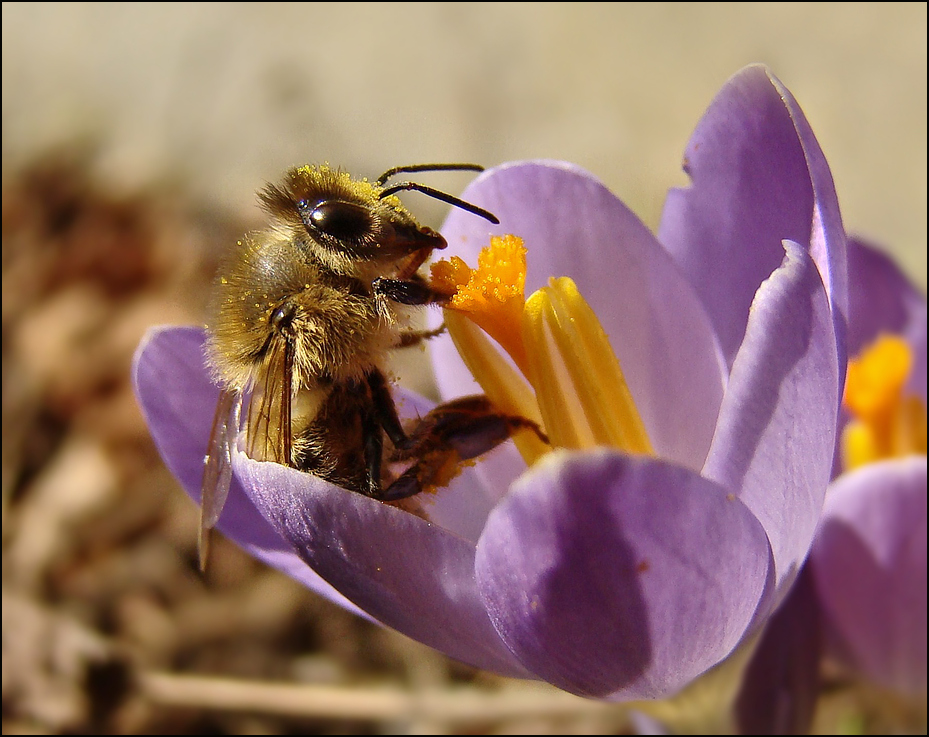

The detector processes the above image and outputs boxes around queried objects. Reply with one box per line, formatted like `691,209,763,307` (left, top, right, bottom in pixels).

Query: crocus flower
734,238,926,733
133,64,846,700
812,236,926,697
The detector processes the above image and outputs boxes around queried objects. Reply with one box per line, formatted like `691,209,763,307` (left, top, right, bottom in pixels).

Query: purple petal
847,236,927,404
767,71,848,371
734,564,821,735
811,456,928,695
131,325,373,619
233,452,530,677
704,241,839,602
659,64,847,372
435,160,727,472
474,449,772,700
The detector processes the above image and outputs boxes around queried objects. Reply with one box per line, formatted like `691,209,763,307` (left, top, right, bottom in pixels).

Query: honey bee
200,163,544,569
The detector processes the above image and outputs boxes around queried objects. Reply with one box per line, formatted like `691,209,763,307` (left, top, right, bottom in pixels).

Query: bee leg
366,369,408,449
362,404,386,497
396,324,446,348
372,276,451,306
381,396,547,501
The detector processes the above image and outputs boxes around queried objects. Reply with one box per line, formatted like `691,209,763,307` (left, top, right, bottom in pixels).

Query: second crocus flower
734,238,926,733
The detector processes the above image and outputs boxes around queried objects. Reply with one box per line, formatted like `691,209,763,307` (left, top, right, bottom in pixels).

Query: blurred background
2,3,926,734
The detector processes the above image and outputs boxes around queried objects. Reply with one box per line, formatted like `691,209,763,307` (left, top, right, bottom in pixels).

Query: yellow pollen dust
842,334,927,470
430,235,529,372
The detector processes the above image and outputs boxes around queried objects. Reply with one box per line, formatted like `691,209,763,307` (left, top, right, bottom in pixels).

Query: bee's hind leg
381,396,547,502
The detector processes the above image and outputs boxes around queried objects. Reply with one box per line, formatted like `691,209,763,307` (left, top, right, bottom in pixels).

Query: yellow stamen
841,334,927,470
433,236,653,464
523,278,653,454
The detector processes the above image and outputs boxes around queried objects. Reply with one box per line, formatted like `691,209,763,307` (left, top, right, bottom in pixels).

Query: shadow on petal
476,449,771,700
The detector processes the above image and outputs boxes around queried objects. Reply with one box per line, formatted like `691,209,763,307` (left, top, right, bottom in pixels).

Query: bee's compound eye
300,199,373,242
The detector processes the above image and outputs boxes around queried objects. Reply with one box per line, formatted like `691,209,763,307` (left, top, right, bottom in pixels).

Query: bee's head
259,165,446,275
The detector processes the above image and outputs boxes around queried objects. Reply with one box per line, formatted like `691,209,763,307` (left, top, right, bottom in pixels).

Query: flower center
841,334,927,470
431,234,530,373
431,235,653,465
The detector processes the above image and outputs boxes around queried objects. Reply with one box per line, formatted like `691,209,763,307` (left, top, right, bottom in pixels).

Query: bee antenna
376,163,485,186
379,181,499,225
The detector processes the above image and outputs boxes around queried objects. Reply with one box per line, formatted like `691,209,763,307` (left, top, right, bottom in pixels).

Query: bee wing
246,337,294,467
199,387,241,571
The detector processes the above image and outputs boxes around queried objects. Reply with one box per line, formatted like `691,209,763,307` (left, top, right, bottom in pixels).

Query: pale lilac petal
434,161,727,471
474,449,772,700
767,70,848,369
847,236,927,404
659,64,847,371
811,456,928,696
233,452,530,678
131,326,371,618
704,242,839,601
